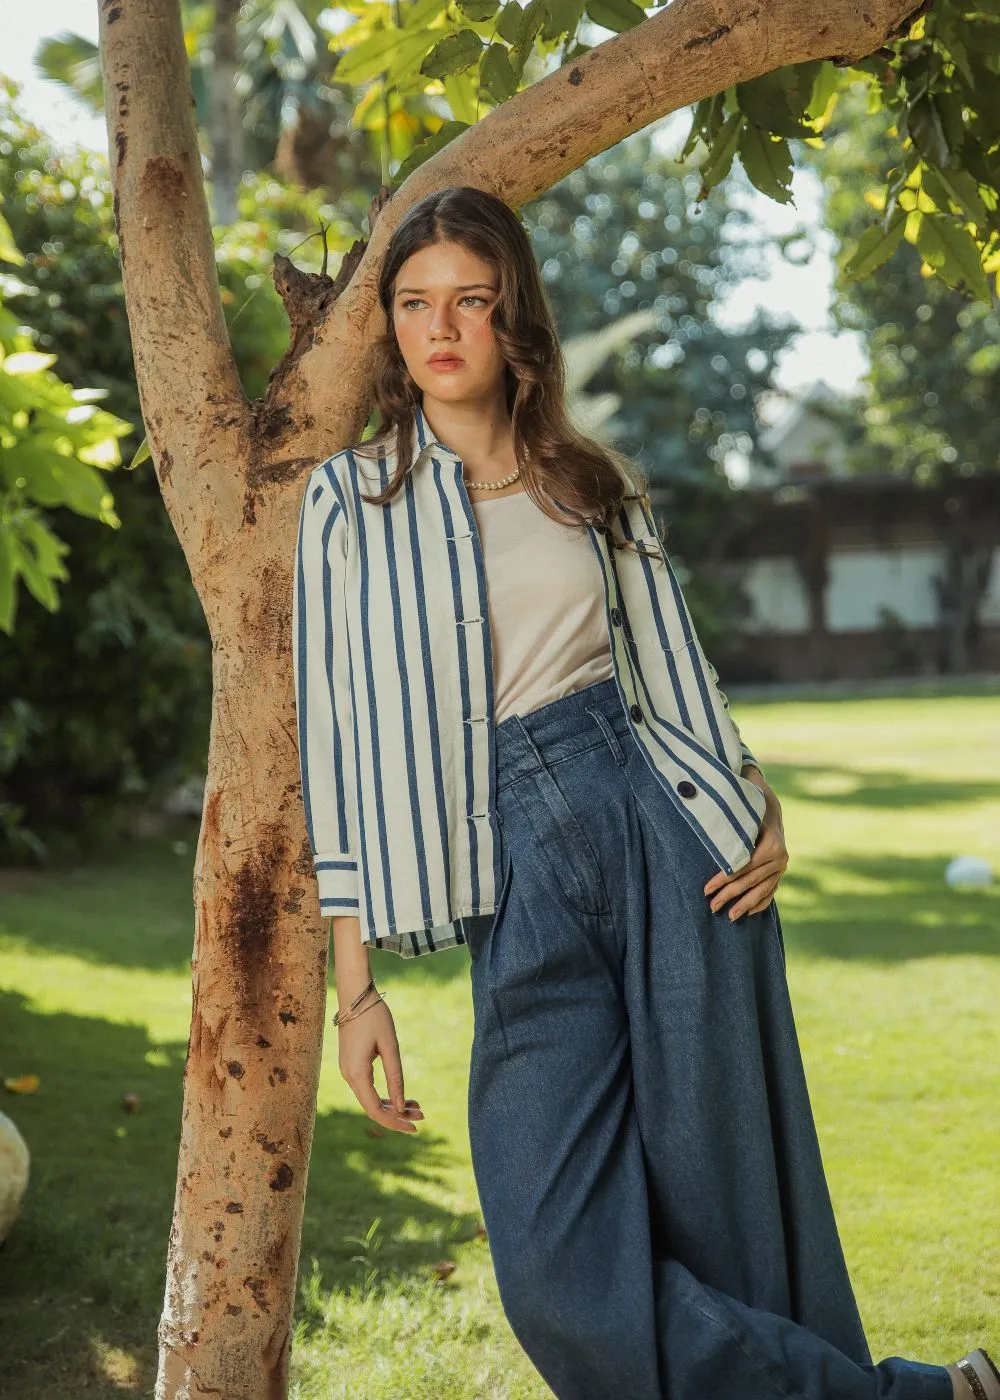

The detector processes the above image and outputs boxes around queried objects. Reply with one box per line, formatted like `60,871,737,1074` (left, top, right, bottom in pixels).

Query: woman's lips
429,357,464,370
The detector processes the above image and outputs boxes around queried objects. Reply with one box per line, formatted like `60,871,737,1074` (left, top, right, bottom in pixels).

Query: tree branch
97,0,248,549
272,0,922,462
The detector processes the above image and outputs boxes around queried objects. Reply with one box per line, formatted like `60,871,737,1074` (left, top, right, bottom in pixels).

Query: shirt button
610,607,622,627
677,779,697,798
629,703,643,723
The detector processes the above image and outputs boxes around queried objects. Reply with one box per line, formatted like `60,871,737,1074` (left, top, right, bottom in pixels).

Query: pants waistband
494,676,631,790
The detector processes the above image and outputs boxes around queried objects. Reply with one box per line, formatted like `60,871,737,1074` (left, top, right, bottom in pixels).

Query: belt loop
586,705,626,767
511,712,547,772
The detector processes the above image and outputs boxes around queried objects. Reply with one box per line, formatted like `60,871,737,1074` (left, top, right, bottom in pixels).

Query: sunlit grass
0,689,997,1397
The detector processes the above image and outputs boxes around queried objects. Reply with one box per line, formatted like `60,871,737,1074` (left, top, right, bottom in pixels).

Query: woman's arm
704,765,788,919
293,470,422,1133
293,471,360,918
330,915,425,1135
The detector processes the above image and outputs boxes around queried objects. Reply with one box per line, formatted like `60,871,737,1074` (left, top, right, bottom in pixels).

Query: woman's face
392,240,506,404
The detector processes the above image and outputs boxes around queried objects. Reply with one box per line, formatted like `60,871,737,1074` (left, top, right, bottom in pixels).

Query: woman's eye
402,296,486,310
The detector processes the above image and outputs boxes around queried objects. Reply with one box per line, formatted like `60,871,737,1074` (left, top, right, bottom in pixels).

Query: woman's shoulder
614,459,645,500
310,444,364,487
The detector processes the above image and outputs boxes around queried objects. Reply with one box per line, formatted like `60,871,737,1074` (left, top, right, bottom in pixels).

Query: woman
292,185,996,1400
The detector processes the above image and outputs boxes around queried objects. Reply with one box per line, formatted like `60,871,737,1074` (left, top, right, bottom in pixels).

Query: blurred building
698,380,1000,681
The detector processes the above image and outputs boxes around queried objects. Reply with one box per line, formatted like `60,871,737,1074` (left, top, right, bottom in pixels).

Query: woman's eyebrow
395,282,497,294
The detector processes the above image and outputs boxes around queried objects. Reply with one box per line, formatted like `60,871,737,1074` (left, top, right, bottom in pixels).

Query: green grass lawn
1,689,998,1398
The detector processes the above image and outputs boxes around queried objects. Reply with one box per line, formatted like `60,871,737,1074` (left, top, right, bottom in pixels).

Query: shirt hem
359,901,498,958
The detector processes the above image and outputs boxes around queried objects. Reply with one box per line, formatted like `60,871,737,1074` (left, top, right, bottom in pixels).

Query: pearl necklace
463,465,521,491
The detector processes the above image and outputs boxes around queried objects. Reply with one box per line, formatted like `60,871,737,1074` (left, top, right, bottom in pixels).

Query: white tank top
471,489,615,725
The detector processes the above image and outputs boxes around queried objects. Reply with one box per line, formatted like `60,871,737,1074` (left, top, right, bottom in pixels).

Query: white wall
736,559,810,633
826,547,942,630
732,546,1000,634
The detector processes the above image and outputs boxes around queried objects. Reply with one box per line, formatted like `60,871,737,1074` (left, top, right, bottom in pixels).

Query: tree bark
96,0,925,1394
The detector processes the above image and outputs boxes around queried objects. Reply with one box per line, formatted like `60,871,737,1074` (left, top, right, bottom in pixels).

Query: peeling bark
96,0,924,1394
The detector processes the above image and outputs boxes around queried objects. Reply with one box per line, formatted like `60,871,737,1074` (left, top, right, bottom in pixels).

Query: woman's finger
707,856,786,911
340,1030,418,1134
353,1065,417,1134
378,1027,410,1117
730,875,783,920
707,834,786,885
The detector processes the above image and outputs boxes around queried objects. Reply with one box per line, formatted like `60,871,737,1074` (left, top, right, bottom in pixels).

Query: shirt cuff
315,855,359,913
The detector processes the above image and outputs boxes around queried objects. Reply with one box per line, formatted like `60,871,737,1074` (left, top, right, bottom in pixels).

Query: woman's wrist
742,764,782,821
331,914,373,1005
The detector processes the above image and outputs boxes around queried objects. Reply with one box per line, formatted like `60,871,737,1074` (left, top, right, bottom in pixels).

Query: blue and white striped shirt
293,403,766,957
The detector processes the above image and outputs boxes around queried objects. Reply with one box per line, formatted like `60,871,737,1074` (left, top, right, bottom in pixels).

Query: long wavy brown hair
350,185,661,560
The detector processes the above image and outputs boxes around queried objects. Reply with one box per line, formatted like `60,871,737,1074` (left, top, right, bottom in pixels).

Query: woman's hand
703,768,788,919
337,991,426,1134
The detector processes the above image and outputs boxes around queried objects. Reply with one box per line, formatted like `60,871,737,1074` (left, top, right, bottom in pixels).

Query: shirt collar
412,401,460,463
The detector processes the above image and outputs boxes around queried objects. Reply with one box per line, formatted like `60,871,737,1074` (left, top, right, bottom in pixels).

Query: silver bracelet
333,984,385,1027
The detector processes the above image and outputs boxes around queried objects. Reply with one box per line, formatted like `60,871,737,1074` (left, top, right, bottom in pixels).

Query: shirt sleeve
634,493,764,783
706,657,763,779
292,469,360,916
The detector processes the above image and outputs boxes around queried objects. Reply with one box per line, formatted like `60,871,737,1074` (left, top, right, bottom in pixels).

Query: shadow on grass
763,764,1000,811
0,988,477,1399
0,823,478,1000
778,853,1000,964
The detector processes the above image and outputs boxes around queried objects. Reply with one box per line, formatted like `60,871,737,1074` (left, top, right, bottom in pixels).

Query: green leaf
906,95,951,167
386,25,453,84
16,534,61,613
481,43,518,103
0,531,16,635
784,61,823,118
922,166,991,238
965,56,1000,145
841,208,907,281
332,25,407,84
0,211,24,267
510,0,547,77
20,516,70,594
455,0,499,19
916,212,991,301
933,89,967,162
393,121,472,185
738,125,793,203
949,38,975,90
495,1,526,44
957,138,1000,191
736,72,815,139
127,437,152,472
542,0,585,42
680,96,715,162
583,0,647,34
420,28,484,80
900,49,935,106
805,59,839,122
400,0,452,29
698,111,743,193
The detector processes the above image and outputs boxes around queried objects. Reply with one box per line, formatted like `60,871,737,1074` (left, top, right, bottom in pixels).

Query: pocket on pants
505,761,612,919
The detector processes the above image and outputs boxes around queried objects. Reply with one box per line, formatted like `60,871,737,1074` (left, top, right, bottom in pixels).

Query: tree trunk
935,486,995,674
211,0,242,224
96,0,925,1393
795,495,831,680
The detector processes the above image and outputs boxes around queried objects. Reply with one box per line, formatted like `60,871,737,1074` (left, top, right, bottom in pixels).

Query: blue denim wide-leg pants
462,675,952,1400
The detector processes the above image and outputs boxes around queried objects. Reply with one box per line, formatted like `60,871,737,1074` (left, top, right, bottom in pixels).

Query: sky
5,3,868,404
